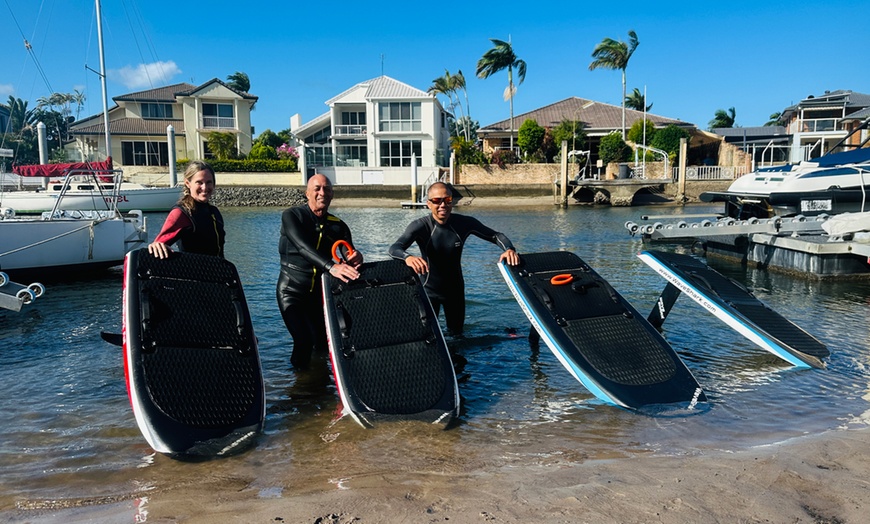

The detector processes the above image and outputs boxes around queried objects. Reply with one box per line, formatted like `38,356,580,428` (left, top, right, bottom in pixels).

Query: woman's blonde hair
178,160,215,213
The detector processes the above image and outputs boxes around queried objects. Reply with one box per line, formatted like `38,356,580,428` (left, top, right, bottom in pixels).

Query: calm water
2,202,870,513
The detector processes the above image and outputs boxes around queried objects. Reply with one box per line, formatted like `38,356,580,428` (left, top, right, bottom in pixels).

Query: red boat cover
13,158,114,179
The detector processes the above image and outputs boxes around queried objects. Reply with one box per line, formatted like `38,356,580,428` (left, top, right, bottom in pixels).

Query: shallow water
1,202,869,513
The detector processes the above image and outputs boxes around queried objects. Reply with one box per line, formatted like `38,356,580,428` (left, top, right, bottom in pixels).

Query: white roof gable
327,75,431,105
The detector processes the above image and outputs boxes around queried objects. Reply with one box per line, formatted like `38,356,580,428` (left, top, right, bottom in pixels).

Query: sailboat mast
95,0,111,160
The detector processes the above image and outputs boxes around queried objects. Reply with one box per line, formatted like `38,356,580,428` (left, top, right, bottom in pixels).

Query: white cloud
0,84,14,97
108,60,182,89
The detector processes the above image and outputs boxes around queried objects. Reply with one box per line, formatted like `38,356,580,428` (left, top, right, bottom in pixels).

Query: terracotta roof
70,118,186,137
479,97,691,135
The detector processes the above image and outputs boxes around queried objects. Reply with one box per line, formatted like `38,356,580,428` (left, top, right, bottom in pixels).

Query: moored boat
701,118,870,219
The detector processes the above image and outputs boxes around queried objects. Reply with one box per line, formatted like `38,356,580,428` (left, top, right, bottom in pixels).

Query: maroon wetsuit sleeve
154,208,193,246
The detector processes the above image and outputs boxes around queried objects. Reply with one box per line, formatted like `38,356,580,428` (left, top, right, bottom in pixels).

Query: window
121,141,169,166
379,102,421,132
141,103,173,119
202,103,235,128
379,140,421,167
341,112,366,125
311,127,331,144
336,145,367,167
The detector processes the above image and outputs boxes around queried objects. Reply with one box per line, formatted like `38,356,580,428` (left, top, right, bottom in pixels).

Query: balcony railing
202,116,236,129
795,118,840,133
334,125,367,136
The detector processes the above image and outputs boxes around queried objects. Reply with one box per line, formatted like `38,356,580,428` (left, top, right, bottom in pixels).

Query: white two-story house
68,79,257,175
289,75,451,185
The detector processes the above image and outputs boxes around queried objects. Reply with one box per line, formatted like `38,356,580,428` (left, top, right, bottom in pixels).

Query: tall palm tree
452,70,472,141
226,71,250,93
708,107,737,130
589,30,639,139
625,87,652,112
429,70,463,138
476,37,527,151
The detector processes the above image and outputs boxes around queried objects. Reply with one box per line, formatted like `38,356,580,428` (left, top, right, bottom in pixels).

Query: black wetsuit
154,204,225,258
389,213,514,334
276,204,355,368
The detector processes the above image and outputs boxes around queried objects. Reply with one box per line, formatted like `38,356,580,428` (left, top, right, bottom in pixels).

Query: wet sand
12,427,868,523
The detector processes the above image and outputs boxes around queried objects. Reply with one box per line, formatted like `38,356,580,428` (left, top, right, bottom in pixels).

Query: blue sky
3,0,868,136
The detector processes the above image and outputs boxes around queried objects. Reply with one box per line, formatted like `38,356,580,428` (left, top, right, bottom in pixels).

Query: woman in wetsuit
148,160,225,259
389,181,519,335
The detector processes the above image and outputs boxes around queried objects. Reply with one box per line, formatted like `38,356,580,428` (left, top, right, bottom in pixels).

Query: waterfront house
67,79,257,173
780,90,870,161
288,75,451,185
477,96,695,164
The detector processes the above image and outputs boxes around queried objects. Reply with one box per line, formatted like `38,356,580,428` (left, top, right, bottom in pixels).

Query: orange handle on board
550,274,574,286
331,240,355,263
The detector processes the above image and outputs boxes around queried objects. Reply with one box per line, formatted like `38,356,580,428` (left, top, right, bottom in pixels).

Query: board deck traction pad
323,258,459,427
639,249,829,369
499,251,706,410
124,249,265,456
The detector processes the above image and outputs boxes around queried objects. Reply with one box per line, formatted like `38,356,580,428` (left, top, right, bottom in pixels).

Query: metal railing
202,116,236,129
675,165,749,180
334,125,367,136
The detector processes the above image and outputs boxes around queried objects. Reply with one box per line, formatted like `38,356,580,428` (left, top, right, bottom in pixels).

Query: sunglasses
428,196,453,206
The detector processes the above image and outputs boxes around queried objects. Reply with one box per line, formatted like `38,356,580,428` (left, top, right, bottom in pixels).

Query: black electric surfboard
121,248,265,456
639,249,829,369
322,258,459,428
499,251,706,410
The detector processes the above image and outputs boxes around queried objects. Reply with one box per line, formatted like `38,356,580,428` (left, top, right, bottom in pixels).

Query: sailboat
0,0,147,281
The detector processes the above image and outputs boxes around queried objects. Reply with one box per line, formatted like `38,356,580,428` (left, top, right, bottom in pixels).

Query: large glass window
202,103,235,128
141,103,173,119
121,141,169,166
379,102,421,132
336,145,367,167
379,140,421,167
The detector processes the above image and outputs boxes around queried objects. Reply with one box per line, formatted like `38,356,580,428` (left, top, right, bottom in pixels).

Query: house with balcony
289,75,451,185
780,90,870,161
67,79,257,174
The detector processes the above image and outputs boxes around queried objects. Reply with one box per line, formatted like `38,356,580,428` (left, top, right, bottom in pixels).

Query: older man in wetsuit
389,181,519,336
276,174,363,368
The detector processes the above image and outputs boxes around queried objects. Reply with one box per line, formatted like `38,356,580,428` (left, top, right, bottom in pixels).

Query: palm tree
589,30,639,139
476,37,527,152
708,107,737,130
625,87,652,112
226,71,250,93
429,71,463,138
765,112,782,127
451,70,472,141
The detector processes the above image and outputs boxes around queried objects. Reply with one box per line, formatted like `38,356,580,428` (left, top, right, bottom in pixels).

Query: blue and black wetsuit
389,213,514,335
276,204,355,368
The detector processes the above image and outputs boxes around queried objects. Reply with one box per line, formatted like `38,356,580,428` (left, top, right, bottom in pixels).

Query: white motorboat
2,159,180,214
701,119,870,219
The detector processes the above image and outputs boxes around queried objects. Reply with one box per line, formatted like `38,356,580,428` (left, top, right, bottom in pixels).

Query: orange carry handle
331,240,355,263
550,273,574,286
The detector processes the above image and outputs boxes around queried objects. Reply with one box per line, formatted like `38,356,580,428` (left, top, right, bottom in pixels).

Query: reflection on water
1,203,869,512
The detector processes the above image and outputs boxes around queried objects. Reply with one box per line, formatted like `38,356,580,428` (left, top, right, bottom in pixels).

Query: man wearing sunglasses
389,182,519,336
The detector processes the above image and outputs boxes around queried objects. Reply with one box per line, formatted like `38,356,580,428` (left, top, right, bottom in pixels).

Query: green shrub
598,132,631,165
650,124,691,158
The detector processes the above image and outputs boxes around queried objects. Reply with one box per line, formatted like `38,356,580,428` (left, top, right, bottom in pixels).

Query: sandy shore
13,427,867,523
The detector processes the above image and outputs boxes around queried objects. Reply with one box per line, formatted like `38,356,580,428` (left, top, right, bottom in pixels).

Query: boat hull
0,211,147,279
0,186,180,214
